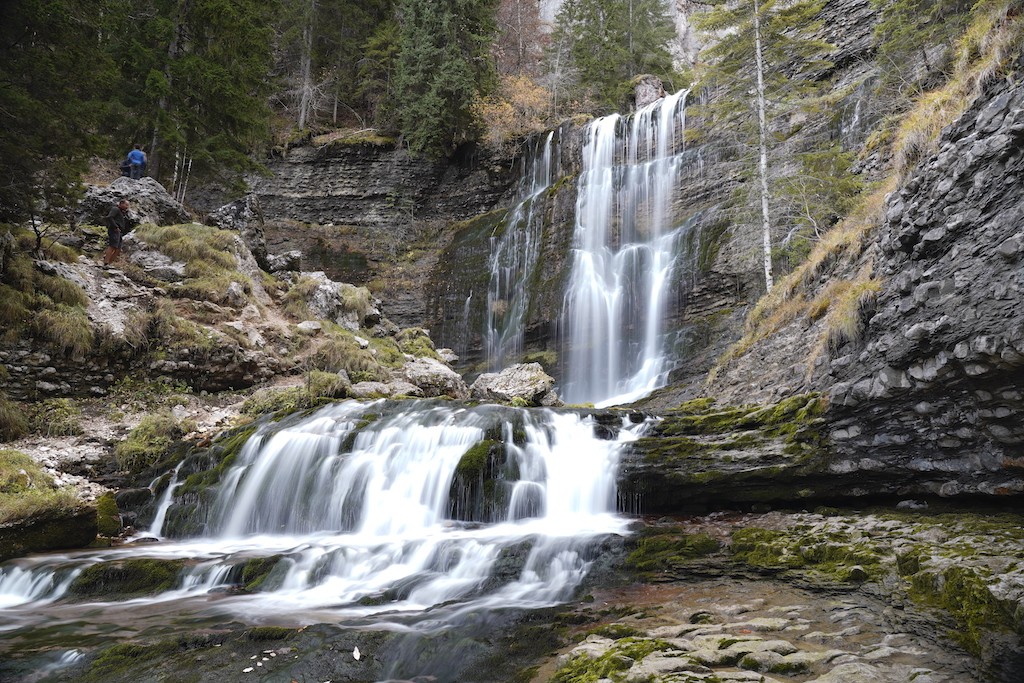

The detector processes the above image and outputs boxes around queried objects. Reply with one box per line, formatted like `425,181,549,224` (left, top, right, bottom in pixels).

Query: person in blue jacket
127,145,147,179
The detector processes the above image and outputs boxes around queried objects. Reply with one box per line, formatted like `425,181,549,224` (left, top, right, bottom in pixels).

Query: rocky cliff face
826,69,1024,498
694,57,1024,503
248,139,517,332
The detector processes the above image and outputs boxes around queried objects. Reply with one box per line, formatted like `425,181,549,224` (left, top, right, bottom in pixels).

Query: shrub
32,305,94,357
29,398,84,437
0,392,29,442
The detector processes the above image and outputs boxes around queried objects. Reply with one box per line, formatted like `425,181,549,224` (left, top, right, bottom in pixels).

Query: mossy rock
69,558,186,598
243,625,296,641
239,554,284,592
456,440,499,479
906,563,1018,656
730,526,883,582
0,508,96,562
551,637,674,682
84,641,178,682
95,492,122,536
625,527,721,576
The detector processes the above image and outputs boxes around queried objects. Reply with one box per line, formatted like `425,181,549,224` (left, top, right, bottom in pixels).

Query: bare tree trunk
516,0,524,72
753,0,774,293
297,0,316,130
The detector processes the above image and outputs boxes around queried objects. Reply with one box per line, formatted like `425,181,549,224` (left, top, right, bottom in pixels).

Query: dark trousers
130,163,144,179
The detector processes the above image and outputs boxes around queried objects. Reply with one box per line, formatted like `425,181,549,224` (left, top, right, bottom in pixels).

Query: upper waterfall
561,89,690,407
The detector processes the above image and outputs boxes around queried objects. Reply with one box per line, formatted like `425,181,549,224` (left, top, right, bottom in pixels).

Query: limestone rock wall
703,60,1024,502
253,141,513,227
826,70,1024,498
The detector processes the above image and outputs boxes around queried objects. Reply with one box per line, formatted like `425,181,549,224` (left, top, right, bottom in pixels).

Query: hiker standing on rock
104,199,131,265
127,144,147,179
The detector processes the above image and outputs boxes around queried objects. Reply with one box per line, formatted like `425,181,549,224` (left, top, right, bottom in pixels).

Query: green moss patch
551,637,673,683
907,564,1017,656
730,526,882,582
243,625,295,641
69,558,186,598
625,527,721,576
457,440,498,479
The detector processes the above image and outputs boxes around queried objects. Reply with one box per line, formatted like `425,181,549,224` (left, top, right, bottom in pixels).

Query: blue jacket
127,149,146,165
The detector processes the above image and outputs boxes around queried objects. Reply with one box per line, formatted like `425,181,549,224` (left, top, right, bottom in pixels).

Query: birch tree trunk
297,0,316,130
151,0,192,181
753,0,774,293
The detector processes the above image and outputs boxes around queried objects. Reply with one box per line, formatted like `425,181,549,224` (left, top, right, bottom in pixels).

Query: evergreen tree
277,0,394,131
357,19,401,128
0,1,116,225
550,0,676,109
394,0,498,157
101,0,278,193
872,0,974,100
695,0,832,292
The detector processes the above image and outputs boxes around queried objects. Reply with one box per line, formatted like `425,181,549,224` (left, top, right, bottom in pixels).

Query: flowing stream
0,401,646,676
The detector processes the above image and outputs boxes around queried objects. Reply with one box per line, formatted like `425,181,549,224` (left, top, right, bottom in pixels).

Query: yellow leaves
473,75,553,150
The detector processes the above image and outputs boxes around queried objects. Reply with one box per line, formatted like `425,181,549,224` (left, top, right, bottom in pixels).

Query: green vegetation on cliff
0,227,92,358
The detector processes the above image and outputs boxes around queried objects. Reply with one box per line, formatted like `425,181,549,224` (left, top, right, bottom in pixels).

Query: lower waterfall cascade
0,400,648,679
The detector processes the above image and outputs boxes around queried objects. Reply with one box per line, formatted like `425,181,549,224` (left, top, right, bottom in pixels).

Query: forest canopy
0,0,682,223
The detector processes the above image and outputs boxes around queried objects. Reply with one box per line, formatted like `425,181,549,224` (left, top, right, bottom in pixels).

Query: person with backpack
127,144,147,179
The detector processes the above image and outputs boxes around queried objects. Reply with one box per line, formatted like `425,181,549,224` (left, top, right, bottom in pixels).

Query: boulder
303,272,382,331
267,249,302,273
633,75,667,109
350,381,392,399
123,235,186,281
205,195,269,270
400,357,469,399
78,177,190,227
470,363,560,406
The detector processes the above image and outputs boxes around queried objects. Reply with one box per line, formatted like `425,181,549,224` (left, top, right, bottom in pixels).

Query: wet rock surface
6,508,1019,682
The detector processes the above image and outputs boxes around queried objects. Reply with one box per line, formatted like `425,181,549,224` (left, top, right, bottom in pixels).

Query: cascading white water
485,132,558,369
141,461,183,539
0,401,642,633
561,90,690,407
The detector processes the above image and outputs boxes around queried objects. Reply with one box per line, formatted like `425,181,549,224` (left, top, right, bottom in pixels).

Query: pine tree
0,1,116,224
550,0,676,109
695,0,832,292
394,0,498,157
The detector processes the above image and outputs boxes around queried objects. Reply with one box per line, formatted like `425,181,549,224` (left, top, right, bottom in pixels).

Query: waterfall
561,90,690,407
484,132,559,370
140,461,183,539
0,401,644,640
